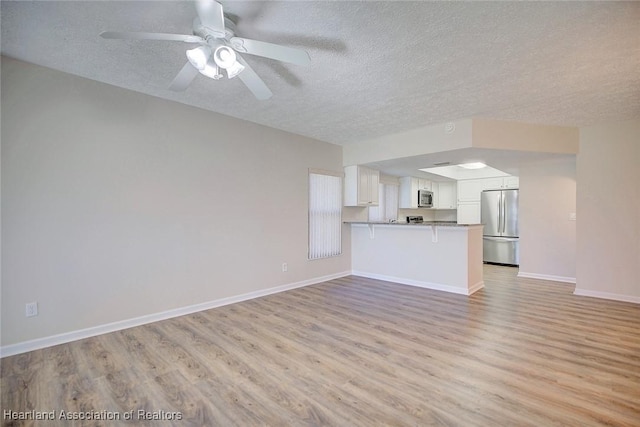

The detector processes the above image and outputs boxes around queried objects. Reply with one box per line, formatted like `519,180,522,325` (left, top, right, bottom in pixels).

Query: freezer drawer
483,236,519,266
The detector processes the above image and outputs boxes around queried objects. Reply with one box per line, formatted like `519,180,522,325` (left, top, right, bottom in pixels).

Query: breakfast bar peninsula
347,221,484,295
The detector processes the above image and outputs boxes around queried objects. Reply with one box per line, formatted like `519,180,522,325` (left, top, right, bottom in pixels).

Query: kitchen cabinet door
457,201,481,224
458,177,518,203
503,176,519,188
418,179,432,191
399,177,418,208
481,177,505,191
344,165,379,206
358,168,380,206
435,182,457,209
457,179,484,202
482,176,519,190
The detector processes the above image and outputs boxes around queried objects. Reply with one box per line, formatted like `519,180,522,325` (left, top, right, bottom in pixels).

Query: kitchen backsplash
434,210,457,222
398,208,436,222
398,208,457,223
342,206,369,222
342,207,458,223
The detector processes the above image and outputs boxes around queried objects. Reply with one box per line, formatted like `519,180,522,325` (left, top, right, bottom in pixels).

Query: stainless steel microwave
418,190,433,208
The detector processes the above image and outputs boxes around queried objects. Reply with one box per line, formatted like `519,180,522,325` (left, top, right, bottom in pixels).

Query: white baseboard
0,271,351,358
468,280,485,295
517,271,576,284
351,271,484,296
573,288,640,304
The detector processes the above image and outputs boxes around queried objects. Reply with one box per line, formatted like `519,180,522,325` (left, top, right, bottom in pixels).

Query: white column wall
575,118,640,302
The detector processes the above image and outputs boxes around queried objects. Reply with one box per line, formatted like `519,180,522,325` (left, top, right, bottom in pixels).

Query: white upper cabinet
483,176,519,190
401,177,454,209
418,179,432,191
503,176,520,189
480,177,505,191
434,182,457,209
344,165,379,206
458,176,519,202
399,177,431,208
399,177,418,208
457,179,486,202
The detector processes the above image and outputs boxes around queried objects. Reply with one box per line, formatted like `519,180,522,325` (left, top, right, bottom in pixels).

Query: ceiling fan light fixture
199,61,223,80
225,61,245,79
186,46,211,70
213,46,245,78
213,45,235,67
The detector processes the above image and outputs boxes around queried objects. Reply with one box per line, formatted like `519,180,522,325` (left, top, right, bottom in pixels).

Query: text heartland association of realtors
3,409,183,421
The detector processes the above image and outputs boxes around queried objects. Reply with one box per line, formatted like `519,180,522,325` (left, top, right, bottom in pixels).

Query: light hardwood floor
2,265,640,426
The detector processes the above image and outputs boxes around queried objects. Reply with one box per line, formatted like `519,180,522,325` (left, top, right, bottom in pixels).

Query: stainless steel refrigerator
481,189,519,266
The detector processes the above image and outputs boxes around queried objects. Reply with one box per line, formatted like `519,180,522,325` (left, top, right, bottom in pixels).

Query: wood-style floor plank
2,265,640,426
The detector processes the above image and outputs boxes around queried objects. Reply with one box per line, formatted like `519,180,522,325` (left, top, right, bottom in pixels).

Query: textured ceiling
2,1,639,146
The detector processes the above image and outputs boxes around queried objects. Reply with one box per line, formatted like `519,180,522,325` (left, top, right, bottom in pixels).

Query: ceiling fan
100,0,311,100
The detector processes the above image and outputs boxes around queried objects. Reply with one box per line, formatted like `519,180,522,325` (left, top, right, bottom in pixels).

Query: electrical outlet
282,262,288,272
26,302,38,317
569,213,577,221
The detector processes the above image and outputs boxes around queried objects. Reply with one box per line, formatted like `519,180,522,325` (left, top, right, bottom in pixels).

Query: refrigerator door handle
484,236,519,242
497,192,502,235
502,191,507,234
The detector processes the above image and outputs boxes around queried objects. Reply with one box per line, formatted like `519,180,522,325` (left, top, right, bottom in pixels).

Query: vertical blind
309,171,342,259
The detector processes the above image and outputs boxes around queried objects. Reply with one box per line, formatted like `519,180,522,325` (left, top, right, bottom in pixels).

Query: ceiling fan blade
100,31,204,43
169,62,200,91
230,37,311,66
195,0,226,38
235,55,272,100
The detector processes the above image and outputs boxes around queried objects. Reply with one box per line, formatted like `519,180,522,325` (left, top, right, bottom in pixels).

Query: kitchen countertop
345,221,482,227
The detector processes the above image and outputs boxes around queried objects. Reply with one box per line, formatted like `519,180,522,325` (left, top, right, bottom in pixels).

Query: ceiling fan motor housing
192,17,236,44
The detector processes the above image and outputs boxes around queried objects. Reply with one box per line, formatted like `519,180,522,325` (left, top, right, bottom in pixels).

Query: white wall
1,57,350,349
343,119,473,166
576,118,640,302
518,157,577,282
472,119,579,154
